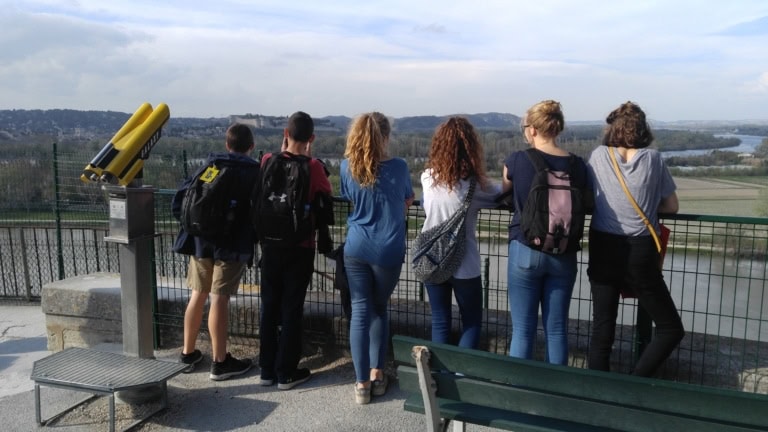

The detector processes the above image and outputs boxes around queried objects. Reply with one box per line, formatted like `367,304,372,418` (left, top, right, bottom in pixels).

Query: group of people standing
422,100,684,380
171,100,685,406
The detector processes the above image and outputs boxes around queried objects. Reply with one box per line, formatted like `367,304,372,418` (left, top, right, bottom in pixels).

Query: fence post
52,142,65,280
19,229,32,300
482,257,490,309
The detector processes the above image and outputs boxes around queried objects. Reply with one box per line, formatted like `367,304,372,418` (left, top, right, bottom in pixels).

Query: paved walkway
0,303,495,431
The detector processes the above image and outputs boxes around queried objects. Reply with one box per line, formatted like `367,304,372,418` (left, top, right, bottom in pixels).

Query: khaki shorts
187,257,246,296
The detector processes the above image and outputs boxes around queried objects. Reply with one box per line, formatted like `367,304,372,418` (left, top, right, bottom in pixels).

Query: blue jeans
344,255,402,383
507,240,577,365
425,277,483,349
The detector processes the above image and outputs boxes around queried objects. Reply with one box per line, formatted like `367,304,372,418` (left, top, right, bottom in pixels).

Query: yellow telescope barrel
80,103,153,183
80,102,170,185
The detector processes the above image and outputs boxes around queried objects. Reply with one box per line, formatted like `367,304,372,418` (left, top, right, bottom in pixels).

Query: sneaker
260,369,276,386
179,349,203,373
209,353,253,381
277,368,311,390
371,374,388,397
355,384,371,405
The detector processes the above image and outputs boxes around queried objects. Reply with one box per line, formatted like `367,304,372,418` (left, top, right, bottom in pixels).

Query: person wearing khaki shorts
172,123,260,381
181,257,249,380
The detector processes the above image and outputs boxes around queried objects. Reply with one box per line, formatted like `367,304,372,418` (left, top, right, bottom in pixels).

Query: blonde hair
525,100,565,138
344,112,390,187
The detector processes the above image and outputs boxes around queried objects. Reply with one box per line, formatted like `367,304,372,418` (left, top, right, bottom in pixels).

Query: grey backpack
411,179,476,284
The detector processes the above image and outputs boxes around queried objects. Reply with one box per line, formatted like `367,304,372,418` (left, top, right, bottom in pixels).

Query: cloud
748,72,768,92
1,1,768,120
719,15,768,36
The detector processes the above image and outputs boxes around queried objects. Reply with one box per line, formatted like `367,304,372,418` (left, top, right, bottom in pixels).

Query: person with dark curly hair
420,117,501,349
587,101,684,377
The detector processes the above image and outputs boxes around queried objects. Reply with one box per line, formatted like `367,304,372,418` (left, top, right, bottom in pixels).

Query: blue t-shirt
340,158,414,267
503,149,591,244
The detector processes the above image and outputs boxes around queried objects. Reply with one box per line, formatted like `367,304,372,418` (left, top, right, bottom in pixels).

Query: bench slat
393,336,768,431
404,394,620,432
399,366,761,432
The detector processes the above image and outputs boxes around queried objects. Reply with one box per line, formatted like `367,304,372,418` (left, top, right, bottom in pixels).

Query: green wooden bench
393,335,768,432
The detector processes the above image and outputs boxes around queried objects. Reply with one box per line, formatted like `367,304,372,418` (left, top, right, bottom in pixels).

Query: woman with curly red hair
420,117,501,349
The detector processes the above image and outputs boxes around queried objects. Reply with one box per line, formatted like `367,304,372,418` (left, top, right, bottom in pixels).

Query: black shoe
209,353,253,381
277,368,311,390
179,349,203,373
260,369,276,386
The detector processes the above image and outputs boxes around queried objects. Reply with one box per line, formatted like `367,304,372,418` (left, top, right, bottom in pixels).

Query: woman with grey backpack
418,117,501,349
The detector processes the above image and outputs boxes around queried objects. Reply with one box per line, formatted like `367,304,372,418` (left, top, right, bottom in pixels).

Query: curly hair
526,100,565,138
344,112,390,187
602,101,654,149
426,116,488,190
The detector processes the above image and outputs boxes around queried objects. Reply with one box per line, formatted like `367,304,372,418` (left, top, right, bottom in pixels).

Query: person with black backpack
172,123,260,380
502,100,593,365
254,111,332,390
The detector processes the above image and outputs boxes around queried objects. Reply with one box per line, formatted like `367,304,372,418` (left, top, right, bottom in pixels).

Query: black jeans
259,245,315,379
587,229,685,377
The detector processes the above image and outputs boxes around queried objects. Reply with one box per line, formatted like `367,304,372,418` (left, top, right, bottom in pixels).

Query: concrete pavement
0,302,495,431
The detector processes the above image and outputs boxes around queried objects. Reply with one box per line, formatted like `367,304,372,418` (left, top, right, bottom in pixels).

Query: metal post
52,142,65,280
20,229,32,301
103,184,156,359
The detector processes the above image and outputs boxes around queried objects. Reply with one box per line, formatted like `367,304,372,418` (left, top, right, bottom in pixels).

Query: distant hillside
0,109,521,140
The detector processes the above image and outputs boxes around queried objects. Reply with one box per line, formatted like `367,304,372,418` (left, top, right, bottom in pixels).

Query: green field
674,177,767,217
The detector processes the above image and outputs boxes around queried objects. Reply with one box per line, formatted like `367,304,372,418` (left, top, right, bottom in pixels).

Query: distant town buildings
229,115,341,132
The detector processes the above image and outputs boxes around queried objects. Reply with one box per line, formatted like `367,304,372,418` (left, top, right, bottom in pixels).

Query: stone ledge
42,272,123,352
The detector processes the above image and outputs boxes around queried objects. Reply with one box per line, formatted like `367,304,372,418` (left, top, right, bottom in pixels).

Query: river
661,134,766,158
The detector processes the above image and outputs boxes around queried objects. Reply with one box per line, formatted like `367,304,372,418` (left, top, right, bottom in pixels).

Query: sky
1,1,767,122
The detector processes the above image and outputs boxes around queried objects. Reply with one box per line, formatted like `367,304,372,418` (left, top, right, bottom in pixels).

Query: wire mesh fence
2,146,768,393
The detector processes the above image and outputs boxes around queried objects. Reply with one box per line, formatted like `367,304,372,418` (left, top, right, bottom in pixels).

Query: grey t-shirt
587,146,676,237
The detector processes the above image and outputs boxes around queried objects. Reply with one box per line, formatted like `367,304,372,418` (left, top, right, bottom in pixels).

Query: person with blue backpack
172,123,260,380
502,100,593,365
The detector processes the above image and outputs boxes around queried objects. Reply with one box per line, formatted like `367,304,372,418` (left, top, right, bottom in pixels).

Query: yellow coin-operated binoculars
81,103,169,368
81,102,170,186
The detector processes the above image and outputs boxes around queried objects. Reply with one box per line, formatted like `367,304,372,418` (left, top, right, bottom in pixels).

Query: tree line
0,128,764,215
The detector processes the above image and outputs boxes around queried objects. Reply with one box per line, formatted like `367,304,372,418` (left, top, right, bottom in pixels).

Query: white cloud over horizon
1,1,767,121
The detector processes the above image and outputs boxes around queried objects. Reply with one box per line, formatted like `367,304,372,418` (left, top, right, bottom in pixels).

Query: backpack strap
524,148,548,172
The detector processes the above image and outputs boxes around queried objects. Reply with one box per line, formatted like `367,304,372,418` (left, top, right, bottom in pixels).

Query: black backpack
252,152,313,246
518,148,590,254
179,157,259,241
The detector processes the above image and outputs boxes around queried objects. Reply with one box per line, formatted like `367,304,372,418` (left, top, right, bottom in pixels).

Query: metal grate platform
31,347,188,432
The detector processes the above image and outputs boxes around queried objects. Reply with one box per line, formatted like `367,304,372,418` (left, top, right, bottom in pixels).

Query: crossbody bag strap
608,147,662,253
462,178,477,210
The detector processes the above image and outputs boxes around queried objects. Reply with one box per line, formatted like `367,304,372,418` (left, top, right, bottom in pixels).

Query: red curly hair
426,117,488,190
